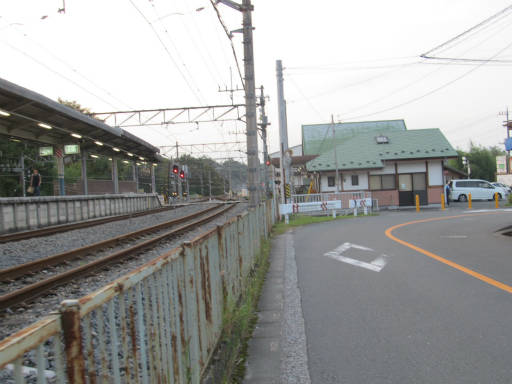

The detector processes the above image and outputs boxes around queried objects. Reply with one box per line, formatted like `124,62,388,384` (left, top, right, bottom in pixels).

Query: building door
398,173,427,206
398,174,413,206
412,173,427,205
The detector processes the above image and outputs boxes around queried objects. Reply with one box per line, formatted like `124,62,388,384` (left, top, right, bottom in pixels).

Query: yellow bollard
415,194,420,212
468,193,472,209
441,193,445,210
495,192,499,208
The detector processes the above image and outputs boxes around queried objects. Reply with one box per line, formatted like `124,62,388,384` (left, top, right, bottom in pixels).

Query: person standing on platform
29,169,42,196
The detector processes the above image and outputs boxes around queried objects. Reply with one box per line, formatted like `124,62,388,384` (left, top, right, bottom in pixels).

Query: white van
449,179,504,202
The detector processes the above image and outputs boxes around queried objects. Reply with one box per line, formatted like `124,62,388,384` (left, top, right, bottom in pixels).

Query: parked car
449,179,506,201
492,182,512,194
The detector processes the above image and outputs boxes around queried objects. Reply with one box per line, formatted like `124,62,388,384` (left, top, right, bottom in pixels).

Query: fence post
60,299,86,384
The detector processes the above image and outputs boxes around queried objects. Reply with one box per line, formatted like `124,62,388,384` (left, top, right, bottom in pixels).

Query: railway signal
179,170,185,179
172,165,179,174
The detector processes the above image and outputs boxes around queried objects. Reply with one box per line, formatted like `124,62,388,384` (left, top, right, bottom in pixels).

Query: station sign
39,146,53,156
64,144,80,155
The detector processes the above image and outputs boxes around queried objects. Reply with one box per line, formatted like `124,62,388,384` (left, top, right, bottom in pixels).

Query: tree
447,144,504,181
57,98,92,115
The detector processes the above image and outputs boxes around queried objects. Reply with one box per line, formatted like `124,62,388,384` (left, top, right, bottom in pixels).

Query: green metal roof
306,128,458,172
302,119,406,156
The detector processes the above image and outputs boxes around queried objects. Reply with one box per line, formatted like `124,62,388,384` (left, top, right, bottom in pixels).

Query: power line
421,4,512,62
287,77,325,121
288,62,419,103
343,39,512,122
208,0,245,90
128,0,206,105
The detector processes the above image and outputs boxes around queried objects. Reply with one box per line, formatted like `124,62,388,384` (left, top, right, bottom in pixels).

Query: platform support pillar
112,157,119,194
57,147,65,196
151,165,156,194
81,148,88,195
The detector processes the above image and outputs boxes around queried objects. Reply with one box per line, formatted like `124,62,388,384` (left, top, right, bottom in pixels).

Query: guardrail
0,199,276,383
0,193,161,234
291,191,373,208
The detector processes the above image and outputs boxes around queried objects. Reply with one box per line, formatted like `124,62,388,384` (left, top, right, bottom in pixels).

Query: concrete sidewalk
244,231,311,384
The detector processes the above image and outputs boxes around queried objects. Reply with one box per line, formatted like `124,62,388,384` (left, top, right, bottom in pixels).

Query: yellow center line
385,212,512,294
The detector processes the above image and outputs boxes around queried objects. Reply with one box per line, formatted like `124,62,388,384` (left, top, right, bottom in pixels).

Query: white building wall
397,161,426,174
342,172,369,191
369,163,395,175
320,172,339,192
428,160,443,186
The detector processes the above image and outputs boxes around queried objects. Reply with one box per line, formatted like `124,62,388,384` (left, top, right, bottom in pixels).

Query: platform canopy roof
0,77,161,163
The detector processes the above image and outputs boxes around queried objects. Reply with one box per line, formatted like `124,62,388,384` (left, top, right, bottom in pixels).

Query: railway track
0,198,210,244
0,202,236,310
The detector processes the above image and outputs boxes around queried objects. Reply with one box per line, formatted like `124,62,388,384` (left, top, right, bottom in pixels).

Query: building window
369,174,396,190
327,176,335,187
351,175,359,186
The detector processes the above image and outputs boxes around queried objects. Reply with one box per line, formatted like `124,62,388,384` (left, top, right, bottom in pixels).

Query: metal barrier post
468,193,472,209
495,192,499,208
60,300,86,384
441,193,445,210
415,195,420,212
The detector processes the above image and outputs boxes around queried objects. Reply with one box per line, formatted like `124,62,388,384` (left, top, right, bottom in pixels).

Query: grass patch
273,212,376,235
203,238,271,384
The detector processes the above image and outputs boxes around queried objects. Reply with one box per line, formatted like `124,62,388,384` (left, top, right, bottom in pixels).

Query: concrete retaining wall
0,193,161,234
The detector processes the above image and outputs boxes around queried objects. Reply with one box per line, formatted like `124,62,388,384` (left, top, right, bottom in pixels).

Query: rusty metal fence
0,199,276,383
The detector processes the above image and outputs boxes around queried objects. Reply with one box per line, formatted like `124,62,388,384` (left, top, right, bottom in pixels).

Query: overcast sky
2,0,512,161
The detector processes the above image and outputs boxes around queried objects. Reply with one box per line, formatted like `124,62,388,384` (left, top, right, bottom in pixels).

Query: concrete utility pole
276,60,289,204
217,0,260,207
332,115,340,192
259,86,270,197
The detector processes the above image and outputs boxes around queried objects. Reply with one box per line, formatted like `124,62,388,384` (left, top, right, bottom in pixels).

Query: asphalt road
293,204,512,383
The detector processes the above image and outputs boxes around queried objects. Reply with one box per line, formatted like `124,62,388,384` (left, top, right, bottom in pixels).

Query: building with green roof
299,120,458,207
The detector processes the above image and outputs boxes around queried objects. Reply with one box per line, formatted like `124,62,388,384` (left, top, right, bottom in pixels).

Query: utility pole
217,0,260,207
332,115,340,192
276,60,289,204
259,86,270,197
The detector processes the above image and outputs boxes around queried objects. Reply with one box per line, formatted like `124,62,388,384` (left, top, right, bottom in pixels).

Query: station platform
0,193,160,234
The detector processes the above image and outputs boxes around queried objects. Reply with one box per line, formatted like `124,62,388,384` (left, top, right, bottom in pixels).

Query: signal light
172,165,179,174
179,170,185,179
265,159,271,166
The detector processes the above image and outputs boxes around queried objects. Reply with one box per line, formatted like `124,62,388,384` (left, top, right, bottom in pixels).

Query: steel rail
0,203,223,282
0,199,210,243
0,203,236,310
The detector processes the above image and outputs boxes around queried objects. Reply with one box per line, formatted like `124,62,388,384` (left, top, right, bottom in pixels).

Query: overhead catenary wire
128,0,206,106
7,24,134,110
208,0,245,90
149,1,222,90
178,0,227,87
0,40,122,110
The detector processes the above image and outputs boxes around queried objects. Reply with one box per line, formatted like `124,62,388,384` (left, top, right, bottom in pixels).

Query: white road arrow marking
324,242,389,272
